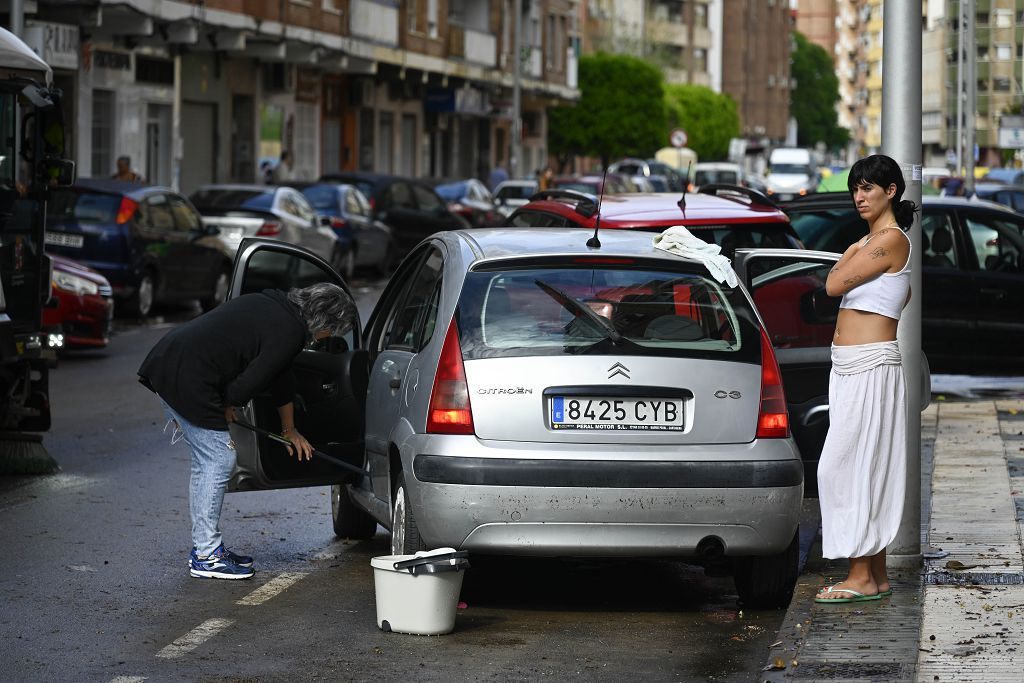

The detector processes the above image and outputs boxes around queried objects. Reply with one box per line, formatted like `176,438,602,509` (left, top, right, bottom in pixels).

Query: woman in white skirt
814,154,916,604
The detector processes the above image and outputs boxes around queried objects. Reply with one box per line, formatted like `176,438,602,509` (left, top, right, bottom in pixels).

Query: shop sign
24,21,79,70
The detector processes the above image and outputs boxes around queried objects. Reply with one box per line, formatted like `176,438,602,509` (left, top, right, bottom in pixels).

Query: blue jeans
162,401,236,557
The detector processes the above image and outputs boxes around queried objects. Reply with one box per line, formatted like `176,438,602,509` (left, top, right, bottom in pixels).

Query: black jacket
138,289,306,430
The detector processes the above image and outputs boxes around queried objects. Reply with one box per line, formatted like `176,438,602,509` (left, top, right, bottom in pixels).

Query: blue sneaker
190,544,254,569
189,546,255,580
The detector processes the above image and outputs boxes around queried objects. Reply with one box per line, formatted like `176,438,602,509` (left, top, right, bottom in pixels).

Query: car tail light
256,220,282,236
756,328,790,438
426,320,475,435
330,217,348,230
798,188,808,196
115,197,138,224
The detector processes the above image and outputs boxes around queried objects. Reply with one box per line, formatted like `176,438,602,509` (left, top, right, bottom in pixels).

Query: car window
292,192,316,222
496,184,536,201
457,261,759,362
344,190,364,217
168,195,203,232
190,189,270,212
47,191,121,224
787,207,865,253
278,192,301,219
301,184,340,212
692,225,796,257
352,189,372,216
963,214,1024,273
413,184,444,211
385,247,444,351
145,194,176,233
507,210,568,228
921,212,959,269
383,182,414,209
747,257,836,349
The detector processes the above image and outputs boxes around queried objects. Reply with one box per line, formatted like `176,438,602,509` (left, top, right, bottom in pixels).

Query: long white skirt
817,341,907,559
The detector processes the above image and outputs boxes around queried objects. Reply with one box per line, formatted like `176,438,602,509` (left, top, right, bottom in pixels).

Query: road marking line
236,571,308,606
155,618,234,659
109,677,147,683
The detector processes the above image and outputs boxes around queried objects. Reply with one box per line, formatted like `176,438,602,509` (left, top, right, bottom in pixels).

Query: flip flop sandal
878,588,893,597
813,586,883,604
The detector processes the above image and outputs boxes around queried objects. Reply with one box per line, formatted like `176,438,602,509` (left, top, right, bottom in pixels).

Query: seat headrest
931,226,953,253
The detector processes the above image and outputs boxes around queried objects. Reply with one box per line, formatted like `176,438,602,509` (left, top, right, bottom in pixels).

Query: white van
765,148,817,201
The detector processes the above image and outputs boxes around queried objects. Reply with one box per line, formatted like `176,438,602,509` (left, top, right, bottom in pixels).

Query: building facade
18,0,580,193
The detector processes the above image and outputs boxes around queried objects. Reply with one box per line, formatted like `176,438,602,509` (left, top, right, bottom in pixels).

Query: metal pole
511,0,523,179
10,0,23,36
964,0,976,193
955,2,964,174
882,0,922,571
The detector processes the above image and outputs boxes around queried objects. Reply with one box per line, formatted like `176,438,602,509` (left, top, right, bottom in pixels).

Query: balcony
648,20,688,48
525,46,542,78
464,26,497,67
349,0,398,46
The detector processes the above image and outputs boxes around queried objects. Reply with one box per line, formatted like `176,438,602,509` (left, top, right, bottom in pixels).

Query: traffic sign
670,128,688,149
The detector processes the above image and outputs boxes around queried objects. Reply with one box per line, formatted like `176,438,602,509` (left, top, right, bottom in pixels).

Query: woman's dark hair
287,283,356,339
847,154,918,229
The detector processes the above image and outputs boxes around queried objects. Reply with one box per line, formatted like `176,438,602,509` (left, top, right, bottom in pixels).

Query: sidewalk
762,399,1024,682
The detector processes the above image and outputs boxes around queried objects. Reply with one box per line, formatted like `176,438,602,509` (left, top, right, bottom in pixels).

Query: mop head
0,433,60,475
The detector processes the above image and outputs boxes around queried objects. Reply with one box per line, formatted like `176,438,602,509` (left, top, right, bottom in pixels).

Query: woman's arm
277,402,314,461
825,229,905,297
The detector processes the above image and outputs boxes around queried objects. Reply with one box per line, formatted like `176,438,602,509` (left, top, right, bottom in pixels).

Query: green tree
663,84,740,160
548,53,666,168
791,32,849,150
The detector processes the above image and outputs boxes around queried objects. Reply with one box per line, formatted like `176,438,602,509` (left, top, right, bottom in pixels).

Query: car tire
330,484,377,540
124,271,156,318
200,270,230,312
732,529,799,609
390,473,427,555
332,247,356,282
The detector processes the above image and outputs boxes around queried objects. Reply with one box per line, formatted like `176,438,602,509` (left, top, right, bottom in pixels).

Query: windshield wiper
534,279,624,344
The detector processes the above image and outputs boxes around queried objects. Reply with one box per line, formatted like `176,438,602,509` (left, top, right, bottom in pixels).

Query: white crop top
839,229,911,321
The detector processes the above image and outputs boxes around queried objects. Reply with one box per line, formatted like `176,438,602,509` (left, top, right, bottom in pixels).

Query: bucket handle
393,551,470,575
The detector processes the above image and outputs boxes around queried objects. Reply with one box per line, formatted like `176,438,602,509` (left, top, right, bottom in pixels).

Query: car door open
733,248,840,496
226,238,367,492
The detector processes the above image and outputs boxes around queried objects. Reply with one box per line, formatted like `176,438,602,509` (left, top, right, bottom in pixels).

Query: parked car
223,229,849,607
781,192,1024,375
609,158,685,192
972,183,1024,214
319,172,467,256
44,179,233,317
430,178,502,228
552,173,633,195
493,179,539,217
504,186,802,257
190,184,345,272
693,162,746,190
294,181,394,277
764,148,818,201
981,168,1024,186
43,254,114,349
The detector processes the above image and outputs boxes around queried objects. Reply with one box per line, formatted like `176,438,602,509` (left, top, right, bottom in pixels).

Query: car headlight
53,271,99,296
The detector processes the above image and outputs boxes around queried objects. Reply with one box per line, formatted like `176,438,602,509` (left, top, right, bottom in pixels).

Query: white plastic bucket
370,549,469,635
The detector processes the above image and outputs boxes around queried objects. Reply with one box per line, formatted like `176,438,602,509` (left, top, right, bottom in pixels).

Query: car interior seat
925,225,956,268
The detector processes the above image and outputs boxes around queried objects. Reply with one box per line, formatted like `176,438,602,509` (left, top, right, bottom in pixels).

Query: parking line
236,571,308,606
109,677,147,683
155,618,234,659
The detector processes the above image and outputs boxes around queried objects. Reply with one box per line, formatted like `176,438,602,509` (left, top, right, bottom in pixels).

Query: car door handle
979,288,1006,299
389,377,402,389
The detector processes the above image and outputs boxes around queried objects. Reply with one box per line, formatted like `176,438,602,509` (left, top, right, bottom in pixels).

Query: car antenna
586,166,608,249
677,160,693,213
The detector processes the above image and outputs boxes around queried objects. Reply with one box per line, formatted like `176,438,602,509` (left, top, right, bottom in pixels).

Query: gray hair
287,283,356,338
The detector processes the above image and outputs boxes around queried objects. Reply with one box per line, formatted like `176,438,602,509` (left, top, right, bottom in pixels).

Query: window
291,192,316,222
977,45,989,60
995,44,1012,61
994,10,1012,28
427,0,439,38
993,77,1011,92
964,215,1024,273
344,190,364,217
144,195,175,233
322,0,342,13
412,184,443,211
976,12,989,26
386,248,444,350
748,258,837,349
168,195,202,232
408,0,419,31
91,90,115,177
508,210,567,228
546,14,555,68
695,3,708,28
382,182,413,209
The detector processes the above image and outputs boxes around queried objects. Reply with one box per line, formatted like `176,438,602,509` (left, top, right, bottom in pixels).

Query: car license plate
44,232,84,248
550,396,684,431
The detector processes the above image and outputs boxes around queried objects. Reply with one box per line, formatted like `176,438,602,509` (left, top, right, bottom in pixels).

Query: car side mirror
38,159,75,188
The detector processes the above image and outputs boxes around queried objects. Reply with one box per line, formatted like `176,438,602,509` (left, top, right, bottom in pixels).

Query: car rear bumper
403,437,803,557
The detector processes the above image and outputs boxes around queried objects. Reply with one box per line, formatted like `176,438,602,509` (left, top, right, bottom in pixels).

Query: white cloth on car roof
652,226,739,287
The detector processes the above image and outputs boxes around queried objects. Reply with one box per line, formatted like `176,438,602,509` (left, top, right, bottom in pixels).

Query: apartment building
862,0,883,151
720,0,792,141
797,0,867,162
946,0,1024,167
18,1,580,193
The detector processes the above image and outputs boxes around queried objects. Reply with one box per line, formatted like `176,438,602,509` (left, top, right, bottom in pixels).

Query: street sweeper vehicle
0,27,75,469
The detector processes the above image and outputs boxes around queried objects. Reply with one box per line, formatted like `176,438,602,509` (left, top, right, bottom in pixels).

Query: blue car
44,179,233,317
295,182,394,276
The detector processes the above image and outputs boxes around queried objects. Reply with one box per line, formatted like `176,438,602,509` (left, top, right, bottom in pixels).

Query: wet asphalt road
0,280,801,682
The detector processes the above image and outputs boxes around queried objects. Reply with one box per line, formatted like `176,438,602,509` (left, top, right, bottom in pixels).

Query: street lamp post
511,0,523,180
882,0,923,571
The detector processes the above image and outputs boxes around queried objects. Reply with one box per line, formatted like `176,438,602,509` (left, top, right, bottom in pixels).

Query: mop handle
231,419,365,479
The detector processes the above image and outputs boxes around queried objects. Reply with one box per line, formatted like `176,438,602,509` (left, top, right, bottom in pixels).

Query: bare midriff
833,308,899,346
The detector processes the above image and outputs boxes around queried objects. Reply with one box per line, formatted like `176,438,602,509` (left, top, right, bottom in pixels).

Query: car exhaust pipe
696,536,726,560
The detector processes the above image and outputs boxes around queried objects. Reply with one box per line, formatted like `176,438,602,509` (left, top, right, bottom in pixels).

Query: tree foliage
791,32,849,150
548,53,666,167
663,84,740,160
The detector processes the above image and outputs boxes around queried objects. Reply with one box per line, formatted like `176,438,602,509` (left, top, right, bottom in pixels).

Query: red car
43,254,114,349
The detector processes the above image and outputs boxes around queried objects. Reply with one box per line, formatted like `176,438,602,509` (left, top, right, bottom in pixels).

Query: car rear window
621,224,798,257
554,181,599,194
47,190,121,224
496,185,536,201
786,207,863,252
696,170,738,185
190,189,272,212
456,260,760,363
300,185,339,211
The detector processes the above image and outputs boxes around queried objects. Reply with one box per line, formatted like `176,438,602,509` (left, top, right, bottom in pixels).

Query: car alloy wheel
390,473,426,555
